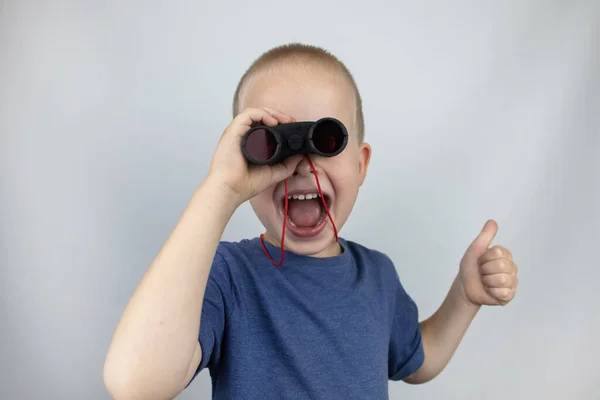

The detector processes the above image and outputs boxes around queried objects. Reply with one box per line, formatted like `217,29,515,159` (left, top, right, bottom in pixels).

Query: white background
1,1,599,399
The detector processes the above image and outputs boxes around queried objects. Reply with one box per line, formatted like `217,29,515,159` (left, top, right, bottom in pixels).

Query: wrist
450,277,481,314
196,176,242,216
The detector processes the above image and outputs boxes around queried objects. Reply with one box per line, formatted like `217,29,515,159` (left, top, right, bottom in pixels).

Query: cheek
249,192,275,216
333,151,361,179
328,159,360,195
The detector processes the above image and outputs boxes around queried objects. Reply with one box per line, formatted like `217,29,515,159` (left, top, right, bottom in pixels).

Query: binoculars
241,117,348,165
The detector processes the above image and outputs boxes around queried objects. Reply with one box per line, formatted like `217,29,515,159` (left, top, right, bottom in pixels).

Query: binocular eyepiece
241,117,348,165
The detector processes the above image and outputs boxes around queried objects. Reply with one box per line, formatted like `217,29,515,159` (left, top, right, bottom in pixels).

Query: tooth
288,195,292,200
293,194,298,200
305,194,312,200
298,194,305,200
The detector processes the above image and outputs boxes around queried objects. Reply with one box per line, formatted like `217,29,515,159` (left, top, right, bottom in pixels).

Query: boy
104,43,519,399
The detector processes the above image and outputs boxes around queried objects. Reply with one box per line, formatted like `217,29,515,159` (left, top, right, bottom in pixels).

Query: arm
403,279,479,384
403,220,519,384
103,107,301,400
103,179,238,400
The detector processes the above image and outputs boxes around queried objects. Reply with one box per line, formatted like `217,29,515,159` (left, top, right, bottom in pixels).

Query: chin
285,229,338,256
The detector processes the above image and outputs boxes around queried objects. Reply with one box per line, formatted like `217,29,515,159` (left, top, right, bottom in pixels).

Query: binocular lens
242,117,348,164
312,119,345,154
245,128,278,163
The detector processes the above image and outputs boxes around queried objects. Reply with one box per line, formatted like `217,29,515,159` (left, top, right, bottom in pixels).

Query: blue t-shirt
189,237,424,399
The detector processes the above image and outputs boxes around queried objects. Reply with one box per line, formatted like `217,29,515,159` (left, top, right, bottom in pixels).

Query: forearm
404,278,480,384
103,179,238,399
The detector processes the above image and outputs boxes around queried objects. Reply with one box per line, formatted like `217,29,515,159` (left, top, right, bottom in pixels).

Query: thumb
465,220,498,259
267,154,304,183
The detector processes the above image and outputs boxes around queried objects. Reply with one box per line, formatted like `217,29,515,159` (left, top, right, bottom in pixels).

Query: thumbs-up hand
458,220,518,306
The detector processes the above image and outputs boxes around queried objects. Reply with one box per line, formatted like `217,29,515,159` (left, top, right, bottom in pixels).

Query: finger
479,245,513,264
485,287,515,303
259,107,295,124
262,154,304,184
465,220,498,259
480,259,517,275
232,107,279,131
481,273,516,288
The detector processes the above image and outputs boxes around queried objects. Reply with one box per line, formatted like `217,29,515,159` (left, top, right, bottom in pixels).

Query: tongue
287,198,322,227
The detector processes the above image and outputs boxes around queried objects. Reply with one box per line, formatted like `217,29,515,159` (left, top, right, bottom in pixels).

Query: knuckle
232,110,247,121
492,245,512,260
496,259,506,272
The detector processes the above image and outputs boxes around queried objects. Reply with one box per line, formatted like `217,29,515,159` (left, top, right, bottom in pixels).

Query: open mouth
278,191,333,238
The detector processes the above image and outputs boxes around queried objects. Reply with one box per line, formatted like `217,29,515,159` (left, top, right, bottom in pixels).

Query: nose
293,155,316,177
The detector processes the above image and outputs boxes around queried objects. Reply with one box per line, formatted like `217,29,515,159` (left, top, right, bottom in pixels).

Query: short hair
232,43,365,142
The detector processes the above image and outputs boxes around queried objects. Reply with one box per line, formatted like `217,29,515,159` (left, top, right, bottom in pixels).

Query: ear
357,142,372,186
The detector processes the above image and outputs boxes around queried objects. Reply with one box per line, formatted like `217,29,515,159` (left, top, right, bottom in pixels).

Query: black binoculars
241,117,348,165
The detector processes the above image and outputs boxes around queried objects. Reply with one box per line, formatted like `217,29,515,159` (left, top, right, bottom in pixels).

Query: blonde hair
232,43,365,142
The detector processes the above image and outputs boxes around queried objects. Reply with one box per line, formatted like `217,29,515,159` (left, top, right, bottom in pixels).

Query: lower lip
280,210,329,238
286,215,328,238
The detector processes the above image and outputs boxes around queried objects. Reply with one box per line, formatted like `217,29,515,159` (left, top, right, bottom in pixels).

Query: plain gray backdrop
1,0,599,399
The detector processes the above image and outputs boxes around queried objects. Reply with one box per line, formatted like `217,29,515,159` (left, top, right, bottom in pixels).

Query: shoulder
343,238,393,261
207,237,261,278
213,237,265,261
342,238,399,280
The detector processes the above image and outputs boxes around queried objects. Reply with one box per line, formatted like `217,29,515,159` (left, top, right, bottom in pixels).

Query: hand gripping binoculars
241,117,348,165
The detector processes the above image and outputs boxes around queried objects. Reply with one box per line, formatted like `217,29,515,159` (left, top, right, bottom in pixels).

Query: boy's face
241,65,371,257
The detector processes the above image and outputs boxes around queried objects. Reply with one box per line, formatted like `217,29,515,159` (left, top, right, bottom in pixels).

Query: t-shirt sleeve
188,247,234,383
388,271,425,381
